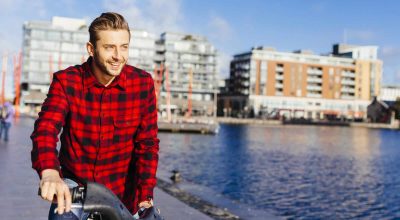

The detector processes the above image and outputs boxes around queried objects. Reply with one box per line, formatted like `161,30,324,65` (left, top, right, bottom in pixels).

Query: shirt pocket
113,115,141,144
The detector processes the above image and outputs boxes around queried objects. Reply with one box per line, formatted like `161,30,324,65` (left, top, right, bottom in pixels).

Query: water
158,124,400,219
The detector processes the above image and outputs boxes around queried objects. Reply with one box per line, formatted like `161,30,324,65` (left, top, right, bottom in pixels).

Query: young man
31,12,159,218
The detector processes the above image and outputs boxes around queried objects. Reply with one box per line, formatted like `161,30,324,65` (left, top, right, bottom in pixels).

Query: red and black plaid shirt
31,58,159,213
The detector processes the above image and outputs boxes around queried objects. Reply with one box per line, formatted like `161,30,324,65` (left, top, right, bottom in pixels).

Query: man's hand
39,169,72,215
138,199,153,209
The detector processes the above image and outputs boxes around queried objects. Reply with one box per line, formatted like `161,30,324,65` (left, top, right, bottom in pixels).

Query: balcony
307,77,322,83
307,93,322,98
341,94,355,99
275,74,284,80
341,71,356,78
275,66,284,72
307,69,323,76
341,80,355,86
341,87,355,93
307,85,322,91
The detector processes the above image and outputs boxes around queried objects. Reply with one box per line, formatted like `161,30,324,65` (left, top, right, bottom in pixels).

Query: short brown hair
89,12,131,47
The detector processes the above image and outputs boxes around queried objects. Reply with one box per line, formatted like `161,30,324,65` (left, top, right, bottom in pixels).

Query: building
220,44,382,120
22,17,88,97
367,97,391,123
380,85,400,102
21,16,157,109
155,32,219,116
128,29,157,73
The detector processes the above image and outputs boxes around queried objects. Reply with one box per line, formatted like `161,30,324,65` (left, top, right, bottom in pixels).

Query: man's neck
91,63,115,87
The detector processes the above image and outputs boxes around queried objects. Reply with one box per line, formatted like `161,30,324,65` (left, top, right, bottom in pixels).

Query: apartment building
221,44,382,119
380,85,400,102
155,32,219,116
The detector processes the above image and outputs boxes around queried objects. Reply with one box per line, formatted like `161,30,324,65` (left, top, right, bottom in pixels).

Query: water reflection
158,124,400,219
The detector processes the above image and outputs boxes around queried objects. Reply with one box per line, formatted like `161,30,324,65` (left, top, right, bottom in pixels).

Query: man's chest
65,86,143,146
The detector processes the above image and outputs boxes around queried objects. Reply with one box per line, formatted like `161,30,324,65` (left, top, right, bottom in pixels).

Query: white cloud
205,15,233,78
208,15,232,41
102,0,184,34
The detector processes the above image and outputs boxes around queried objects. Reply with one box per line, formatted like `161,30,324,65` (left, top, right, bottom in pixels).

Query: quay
217,117,400,130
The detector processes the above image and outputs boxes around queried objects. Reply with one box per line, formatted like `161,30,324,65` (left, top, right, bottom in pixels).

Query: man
31,12,159,219
0,101,15,142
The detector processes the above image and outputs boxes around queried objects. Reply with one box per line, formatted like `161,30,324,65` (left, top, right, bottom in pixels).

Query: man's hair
89,12,131,47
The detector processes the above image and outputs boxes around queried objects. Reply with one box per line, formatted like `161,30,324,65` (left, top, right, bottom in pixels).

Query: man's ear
86,42,95,57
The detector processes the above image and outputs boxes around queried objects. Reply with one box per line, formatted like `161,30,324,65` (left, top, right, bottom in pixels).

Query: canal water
158,124,400,219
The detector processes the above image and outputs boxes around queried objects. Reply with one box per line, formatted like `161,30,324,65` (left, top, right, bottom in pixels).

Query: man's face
90,30,130,77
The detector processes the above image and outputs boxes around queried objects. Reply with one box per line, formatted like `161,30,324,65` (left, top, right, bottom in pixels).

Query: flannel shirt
31,57,159,213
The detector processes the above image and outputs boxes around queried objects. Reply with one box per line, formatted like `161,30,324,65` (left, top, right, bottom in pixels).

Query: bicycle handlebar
38,182,163,220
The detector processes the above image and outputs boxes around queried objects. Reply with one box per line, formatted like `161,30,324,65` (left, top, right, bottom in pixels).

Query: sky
0,0,399,97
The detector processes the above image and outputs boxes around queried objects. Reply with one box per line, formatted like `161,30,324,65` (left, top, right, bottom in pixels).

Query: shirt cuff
36,160,61,178
137,187,154,204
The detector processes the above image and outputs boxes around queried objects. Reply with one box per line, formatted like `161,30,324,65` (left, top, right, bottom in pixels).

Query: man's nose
112,48,121,60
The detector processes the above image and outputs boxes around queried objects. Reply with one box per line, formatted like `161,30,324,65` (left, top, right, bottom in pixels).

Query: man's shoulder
125,64,152,80
53,64,84,81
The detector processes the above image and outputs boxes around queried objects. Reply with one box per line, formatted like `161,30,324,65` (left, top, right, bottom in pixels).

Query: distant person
30,12,159,219
0,101,15,142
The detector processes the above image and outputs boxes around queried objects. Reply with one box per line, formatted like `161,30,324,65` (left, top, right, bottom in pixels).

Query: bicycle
41,181,163,220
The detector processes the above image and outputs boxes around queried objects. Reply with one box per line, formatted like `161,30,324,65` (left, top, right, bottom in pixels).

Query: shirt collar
83,57,126,90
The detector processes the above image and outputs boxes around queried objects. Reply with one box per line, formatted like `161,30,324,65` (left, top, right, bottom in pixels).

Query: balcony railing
307,85,322,91
341,80,355,86
307,77,322,83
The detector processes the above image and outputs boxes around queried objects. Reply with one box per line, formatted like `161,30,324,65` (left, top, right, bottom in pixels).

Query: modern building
380,85,400,102
22,17,88,97
21,16,157,108
128,29,157,73
155,32,219,116
220,44,383,120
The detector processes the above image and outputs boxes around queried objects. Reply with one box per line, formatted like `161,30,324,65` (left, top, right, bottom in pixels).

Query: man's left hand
139,199,153,208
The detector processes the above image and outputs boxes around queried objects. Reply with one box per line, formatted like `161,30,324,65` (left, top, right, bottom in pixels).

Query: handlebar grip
37,186,84,203
71,186,85,203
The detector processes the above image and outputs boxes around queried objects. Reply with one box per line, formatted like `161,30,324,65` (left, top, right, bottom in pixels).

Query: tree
392,97,400,120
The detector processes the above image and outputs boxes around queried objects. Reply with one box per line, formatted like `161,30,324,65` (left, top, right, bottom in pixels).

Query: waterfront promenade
217,117,400,129
0,116,212,220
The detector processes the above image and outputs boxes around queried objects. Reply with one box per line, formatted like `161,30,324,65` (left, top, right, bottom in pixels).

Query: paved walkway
0,116,212,220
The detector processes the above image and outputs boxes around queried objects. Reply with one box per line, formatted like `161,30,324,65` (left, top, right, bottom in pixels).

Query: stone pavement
0,116,212,220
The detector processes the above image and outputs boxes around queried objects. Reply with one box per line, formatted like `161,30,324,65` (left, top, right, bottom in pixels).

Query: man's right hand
39,169,72,215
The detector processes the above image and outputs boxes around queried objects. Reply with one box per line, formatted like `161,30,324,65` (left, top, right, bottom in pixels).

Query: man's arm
134,76,160,207
30,75,71,214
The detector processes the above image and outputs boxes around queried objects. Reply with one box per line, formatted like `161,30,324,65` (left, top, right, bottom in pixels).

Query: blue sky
0,0,399,96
